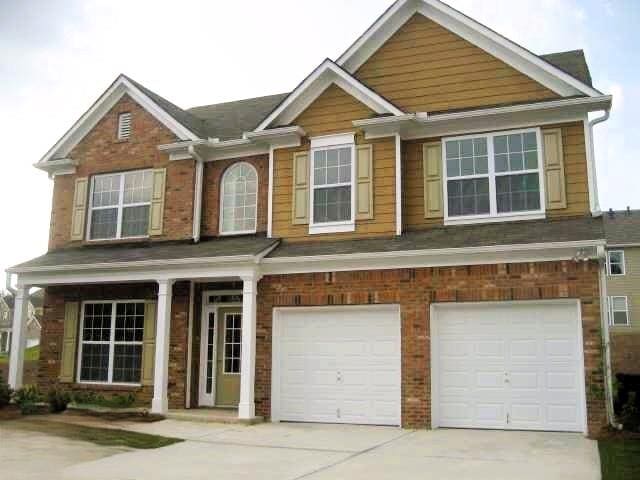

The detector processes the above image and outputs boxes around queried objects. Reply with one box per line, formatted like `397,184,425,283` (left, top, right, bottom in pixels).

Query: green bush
13,385,43,414
0,374,12,408
71,391,136,409
47,387,71,413
620,391,640,432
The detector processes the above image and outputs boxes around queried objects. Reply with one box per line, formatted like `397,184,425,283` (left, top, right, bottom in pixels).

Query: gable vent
117,112,132,140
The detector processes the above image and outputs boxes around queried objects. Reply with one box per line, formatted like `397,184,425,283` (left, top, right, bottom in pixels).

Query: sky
0,0,637,280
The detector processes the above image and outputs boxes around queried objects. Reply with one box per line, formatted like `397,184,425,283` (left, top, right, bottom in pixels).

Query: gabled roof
336,0,601,98
38,74,202,165
604,209,640,246
255,59,405,131
540,50,593,88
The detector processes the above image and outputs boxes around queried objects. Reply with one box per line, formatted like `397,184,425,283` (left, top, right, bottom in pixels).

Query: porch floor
166,408,263,425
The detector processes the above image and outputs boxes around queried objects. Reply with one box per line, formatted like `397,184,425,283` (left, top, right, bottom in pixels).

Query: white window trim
219,162,259,236
607,250,626,276
222,312,242,375
609,296,630,327
76,300,149,386
309,133,356,235
442,127,546,226
87,170,152,241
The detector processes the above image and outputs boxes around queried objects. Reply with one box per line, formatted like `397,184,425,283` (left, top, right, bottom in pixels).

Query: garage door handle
337,372,342,382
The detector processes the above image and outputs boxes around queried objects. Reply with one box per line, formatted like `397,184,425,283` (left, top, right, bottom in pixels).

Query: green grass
599,438,640,480
6,418,183,449
0,345,39,364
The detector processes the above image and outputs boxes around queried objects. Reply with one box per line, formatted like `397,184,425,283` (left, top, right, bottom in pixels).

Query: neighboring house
0,289,42,353
604,208,640,376
7,0,615,437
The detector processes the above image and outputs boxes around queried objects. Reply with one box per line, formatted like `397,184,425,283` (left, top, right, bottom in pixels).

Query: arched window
220,162,258,234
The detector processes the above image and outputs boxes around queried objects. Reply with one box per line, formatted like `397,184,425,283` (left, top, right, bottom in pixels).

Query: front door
215,307,242,406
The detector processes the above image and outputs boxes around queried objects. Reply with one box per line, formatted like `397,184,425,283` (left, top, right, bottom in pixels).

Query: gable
292,84,376,137
355,14,559,113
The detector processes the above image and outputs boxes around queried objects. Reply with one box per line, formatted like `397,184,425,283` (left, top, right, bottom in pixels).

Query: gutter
586,109,611,216
5,272,16,296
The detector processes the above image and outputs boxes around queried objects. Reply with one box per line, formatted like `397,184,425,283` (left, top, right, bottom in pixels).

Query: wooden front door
215,307,242,406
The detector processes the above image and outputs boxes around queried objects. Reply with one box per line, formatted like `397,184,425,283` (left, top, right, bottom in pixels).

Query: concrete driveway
2,419,600,480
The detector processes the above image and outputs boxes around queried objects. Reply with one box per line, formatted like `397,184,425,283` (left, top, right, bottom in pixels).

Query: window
609,296,630,326
0,330,11,354
309,133,355,234
88,170,153,240
79,301,146,384
223,313,242,374
607,250,625,276
443,129,544,223
220,163,258,235
117,112,132,140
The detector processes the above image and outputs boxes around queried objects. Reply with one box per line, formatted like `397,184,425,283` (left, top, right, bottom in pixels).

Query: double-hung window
609,296,630,326
89,170,153,240
78,301,146,384
309,133,356,234
443,128,545,224
607,250,625,276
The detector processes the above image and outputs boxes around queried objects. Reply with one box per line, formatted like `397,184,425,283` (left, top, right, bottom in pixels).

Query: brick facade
48,95,195,250
255,261,608,436
610,333,640,376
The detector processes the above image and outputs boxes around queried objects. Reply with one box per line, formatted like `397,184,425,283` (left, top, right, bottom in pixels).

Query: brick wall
610,333,640,376
0,361,37,386
256,261,608,437
38,282,189,409
201,155,268,237
48,94,195,250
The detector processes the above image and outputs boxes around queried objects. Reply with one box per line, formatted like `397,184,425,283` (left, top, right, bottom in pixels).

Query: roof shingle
604,209,640,246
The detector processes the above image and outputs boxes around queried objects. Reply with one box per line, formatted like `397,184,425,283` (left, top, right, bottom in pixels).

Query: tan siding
355,14,559,113
402,122,590,230
608,247,640,333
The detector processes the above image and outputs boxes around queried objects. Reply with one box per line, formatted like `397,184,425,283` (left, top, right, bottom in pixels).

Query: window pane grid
223,313,242,374
610,297,629,326
312,146,353,225
608,251,625,275
221,163,258,234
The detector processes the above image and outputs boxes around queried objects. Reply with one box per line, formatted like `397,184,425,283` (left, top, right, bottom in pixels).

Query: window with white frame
609,296,630,326
117,112,132,140
0,330,11,354
607,250,625,276
443,129,544,223
223,313,242,374
89,170,153,240
220,163,258,235
310,134,355,233
79,302,146,384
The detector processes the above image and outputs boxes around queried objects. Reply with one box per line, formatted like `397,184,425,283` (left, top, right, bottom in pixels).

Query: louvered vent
117,112,132,140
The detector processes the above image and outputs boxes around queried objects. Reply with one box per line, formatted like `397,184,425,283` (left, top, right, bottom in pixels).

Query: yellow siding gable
355,14,559,113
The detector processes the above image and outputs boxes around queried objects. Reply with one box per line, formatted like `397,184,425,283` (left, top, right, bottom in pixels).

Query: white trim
337,0,600,97
606,250,625,276
219,162,259,236
609,296,630,327
395,133,402,235
430,299,588,434
310,133,355,149
267,145,275,238
37,75,199,166
255,59,404,131
442,128,546,225
185,281,194,408
222,312,242,375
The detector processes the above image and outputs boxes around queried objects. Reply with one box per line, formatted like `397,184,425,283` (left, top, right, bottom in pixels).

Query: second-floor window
609,296,630,326
443,128,544,224
607,250,625,276
88,170,152,240
220,163,258,235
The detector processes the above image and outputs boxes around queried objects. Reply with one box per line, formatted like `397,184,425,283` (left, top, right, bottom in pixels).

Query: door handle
337,371,342,383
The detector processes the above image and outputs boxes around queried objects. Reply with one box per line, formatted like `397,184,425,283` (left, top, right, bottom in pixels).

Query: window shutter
141,302,156,386
292,152,310,225
148,168,166,236
356,145,374,220
70,178,88,241
423,142,444,218
59,302,79,383
543,128,567,210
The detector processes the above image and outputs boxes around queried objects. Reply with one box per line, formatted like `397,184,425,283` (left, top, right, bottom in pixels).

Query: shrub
0,374,12,408
47,387,71,413
71,391,136,409
620,392,640,432
13,385,43,415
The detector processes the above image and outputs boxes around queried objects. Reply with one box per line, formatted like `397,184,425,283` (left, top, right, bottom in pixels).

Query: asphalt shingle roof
604,209,640,246
540,50,593,88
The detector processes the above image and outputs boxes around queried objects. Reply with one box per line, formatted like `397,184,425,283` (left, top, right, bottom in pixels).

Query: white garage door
432,301,585,432
272,306,401,426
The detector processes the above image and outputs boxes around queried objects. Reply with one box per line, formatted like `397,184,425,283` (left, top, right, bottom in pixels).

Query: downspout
585,109,611,216
188,146,205,243
597,245,622,429
5,272,16,296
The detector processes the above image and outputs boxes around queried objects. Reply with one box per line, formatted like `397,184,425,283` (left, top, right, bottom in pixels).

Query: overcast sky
0,0,637,280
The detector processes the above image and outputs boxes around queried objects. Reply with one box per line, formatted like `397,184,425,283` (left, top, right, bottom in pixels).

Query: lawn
0,345,39,364
5,418,183,449
599,438,640,480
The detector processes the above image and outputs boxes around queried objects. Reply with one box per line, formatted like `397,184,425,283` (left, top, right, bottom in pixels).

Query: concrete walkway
2,417,601,479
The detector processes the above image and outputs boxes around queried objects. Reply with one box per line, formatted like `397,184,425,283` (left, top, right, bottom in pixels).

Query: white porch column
152,279,173,414
238,274,259,419
8,285,30,390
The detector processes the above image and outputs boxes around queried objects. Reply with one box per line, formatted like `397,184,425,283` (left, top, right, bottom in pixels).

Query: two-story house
604,209,640,376
7,0,614,436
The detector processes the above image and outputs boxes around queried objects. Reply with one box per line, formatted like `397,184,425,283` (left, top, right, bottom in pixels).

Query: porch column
8,285,30,389
151,279,173,414
238,274,259,419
